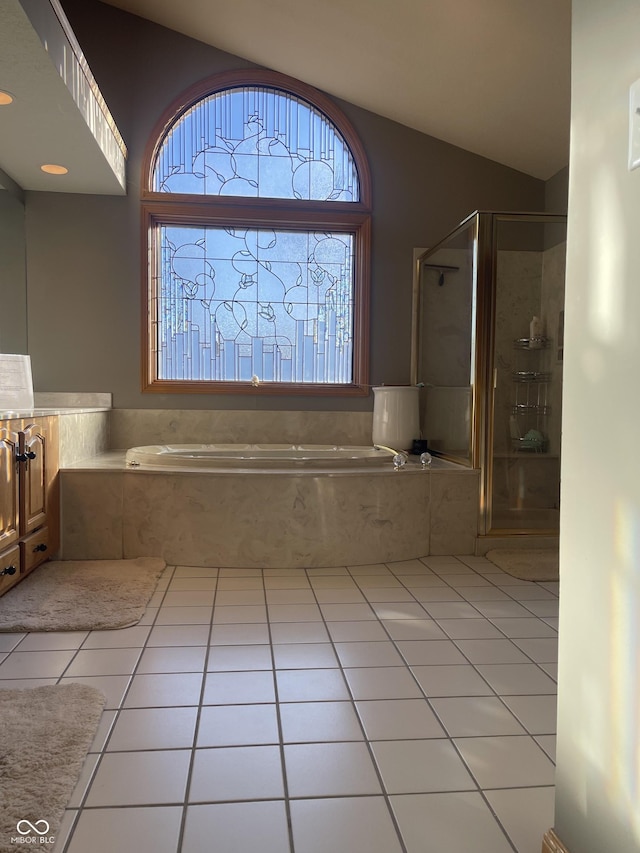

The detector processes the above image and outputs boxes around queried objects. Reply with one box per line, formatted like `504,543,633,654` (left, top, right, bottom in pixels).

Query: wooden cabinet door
19,422,47,535
0,426,19,551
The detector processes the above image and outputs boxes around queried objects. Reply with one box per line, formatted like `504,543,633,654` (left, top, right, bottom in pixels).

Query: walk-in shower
412,211,567,538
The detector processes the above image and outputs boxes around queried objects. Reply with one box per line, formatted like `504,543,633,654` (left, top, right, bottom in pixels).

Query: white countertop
0,406,111,419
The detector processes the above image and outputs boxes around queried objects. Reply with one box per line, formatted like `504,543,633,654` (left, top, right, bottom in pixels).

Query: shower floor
490,507,560,532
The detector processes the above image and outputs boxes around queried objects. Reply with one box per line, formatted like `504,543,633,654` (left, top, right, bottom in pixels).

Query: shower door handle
493,368,498,389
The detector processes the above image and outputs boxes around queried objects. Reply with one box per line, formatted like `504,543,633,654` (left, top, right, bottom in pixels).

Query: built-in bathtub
60,443,480,568
125,443,396,470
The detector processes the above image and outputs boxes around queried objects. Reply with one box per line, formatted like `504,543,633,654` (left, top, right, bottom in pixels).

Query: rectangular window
152,224,356,384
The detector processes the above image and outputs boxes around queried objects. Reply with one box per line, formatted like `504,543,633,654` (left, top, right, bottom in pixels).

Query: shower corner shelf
510,336,551,454
513,336,550,350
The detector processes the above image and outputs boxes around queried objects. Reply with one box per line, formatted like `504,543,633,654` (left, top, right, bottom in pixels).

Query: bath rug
0,557,165,632
0,683,105,853
485,548,559,582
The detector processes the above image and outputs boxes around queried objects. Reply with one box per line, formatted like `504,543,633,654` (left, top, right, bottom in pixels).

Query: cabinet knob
33,544,48,553
16,451,36,462
0,565,17,576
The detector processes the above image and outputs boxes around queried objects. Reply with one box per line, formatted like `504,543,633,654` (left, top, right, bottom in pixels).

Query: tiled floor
0,555,559,853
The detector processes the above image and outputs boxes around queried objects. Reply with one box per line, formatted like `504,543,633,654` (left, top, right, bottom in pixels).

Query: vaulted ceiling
0,0,571,195
103,0,571,180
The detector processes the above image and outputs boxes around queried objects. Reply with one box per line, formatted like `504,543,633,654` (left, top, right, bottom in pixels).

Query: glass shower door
487,215,566,533
413,216,478,467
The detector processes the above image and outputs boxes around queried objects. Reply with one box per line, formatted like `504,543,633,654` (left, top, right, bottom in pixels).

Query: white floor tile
207,643,273,671
361,587,416,602
453,638,531,664
396,639,468,665
0,633,26,652
325,620,388,642
489,617,558,638
66,806,182,853
285,742,381,796
512,637,559,662
343,666,423,700
280,700,363,742
313,588,367,603
203,670,275,704
454,735,556,787
154,605,213,625
86,749,191,805
267,604,322,622
123,671,204,707
167,576,218,590
502,694,558,734
535,734,557,762
80,626,151,649
63,648,142,678
290,796,404,853
475,663,557,695
0,649,77,679
183,801,290,853
421,601,480,618
197,703,279,746
147,624,210,646
18,557,562,853
272,642,338,669
391,792,515,853
213,604,268,623
371,602,430,620
189,745,284,802
265,589,316,604
269,622,330,643
335,640,405,667
381,619,448,640
485,786,555,853
214,590,265,606
59,674,131,709
107,706,198,751
410,664,493,697
319,603,377,621
436,618,505,640
276,668,350,701
137,646,207,673
430,696,526,737
356,698,445,740
373,738,476,793
209,623,270,645
15,631,88,651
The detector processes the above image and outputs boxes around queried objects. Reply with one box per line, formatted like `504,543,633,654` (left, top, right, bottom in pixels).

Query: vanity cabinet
0,417,59,597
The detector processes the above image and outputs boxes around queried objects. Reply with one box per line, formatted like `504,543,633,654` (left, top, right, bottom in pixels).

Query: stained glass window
143,72,371,393
153,87,360,202
156,225,355,382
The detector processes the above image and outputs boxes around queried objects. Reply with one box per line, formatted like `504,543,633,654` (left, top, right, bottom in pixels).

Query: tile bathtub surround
0,555,559,853
108,408,374,449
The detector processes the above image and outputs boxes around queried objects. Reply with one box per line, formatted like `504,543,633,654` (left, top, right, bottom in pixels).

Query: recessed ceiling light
0,90,14,105
40,164,69,175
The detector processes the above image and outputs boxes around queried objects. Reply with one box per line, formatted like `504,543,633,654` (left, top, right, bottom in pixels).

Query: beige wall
24,0,547,411
556,1,640,851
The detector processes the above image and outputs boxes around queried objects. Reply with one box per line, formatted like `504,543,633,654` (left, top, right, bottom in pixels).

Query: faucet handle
393,454,406,470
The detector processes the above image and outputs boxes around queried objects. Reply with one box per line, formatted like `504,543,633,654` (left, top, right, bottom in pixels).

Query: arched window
142,70,371,395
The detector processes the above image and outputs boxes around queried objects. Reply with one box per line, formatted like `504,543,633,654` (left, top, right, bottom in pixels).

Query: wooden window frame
141,69,372,396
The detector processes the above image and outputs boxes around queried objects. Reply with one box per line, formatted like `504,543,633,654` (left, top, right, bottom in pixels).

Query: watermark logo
11,820,55,846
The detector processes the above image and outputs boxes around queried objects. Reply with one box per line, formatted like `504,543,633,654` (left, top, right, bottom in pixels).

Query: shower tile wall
420,247,474,455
